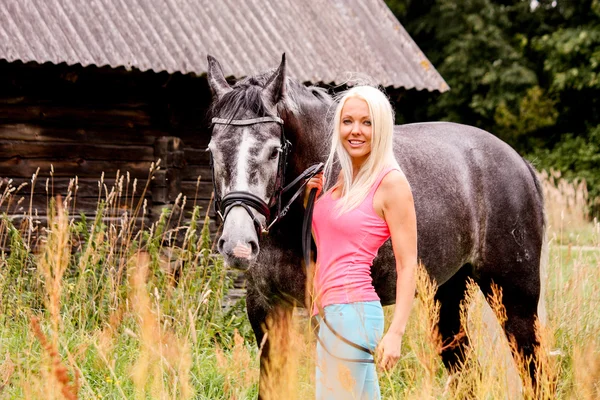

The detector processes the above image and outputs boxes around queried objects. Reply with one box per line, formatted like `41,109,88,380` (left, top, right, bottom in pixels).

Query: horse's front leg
246,287,294,399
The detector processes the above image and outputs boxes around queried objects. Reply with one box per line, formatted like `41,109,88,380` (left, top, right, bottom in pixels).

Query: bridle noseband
209,115,322,235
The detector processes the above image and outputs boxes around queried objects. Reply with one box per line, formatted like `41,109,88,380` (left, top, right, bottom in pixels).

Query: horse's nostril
249,240,259,256
217,238,225,253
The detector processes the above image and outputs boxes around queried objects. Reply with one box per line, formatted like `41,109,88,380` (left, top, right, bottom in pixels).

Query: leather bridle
209,115,323,235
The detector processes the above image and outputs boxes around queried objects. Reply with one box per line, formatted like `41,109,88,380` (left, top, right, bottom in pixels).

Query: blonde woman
306,85,417,399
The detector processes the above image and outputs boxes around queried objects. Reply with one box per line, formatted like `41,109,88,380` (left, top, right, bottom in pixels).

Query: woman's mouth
348,140,365,148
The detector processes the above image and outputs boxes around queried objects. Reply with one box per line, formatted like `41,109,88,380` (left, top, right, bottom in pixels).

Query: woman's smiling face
339,97,372,168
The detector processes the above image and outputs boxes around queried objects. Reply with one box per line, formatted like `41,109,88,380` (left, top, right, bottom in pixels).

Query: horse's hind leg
477,260,541,390
435,263,474,373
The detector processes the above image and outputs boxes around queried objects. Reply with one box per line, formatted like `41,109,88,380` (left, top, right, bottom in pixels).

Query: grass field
0,169,598,399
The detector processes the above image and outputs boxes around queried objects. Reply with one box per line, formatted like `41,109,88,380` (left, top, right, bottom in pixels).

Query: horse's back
382,122,544,287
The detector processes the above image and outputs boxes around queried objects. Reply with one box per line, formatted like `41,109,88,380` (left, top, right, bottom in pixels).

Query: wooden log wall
0,60,218,232
0,60,242,298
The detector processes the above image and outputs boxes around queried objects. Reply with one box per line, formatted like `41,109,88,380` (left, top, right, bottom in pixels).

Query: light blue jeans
315,301,384,400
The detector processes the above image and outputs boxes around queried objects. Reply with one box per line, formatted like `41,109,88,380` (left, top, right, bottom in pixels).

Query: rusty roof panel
0,0,449,92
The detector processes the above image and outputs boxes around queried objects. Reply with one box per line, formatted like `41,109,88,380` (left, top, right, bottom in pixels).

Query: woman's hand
376,331,403,372
304,172,324,207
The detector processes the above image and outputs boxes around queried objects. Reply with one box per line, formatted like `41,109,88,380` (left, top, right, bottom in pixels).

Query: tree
388,0,559,149
387,0,600,199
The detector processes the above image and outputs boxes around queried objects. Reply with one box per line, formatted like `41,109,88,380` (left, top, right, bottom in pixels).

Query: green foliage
528,124,600,200
494,85,559,143
387,0,600,202
0,216,42,315
388,0,543,144
435,0,538,132
1,185,599,397
535,28,600,92
531,5,600,139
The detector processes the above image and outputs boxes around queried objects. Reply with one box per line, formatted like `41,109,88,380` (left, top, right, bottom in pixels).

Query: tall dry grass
236,169,599,399
0,165,247,399
0,166,598,399
538,169,599,246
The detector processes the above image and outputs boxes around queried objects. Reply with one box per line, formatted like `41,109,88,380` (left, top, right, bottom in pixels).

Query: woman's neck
351,157,367,176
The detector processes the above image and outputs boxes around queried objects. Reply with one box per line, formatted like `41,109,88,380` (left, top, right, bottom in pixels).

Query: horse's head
207,55,290,269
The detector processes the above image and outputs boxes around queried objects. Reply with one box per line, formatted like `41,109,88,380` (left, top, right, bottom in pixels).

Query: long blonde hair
324,85,399,214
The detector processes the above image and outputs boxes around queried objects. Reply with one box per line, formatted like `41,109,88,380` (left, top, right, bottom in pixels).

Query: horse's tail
538,216,549,327
524,159,548,326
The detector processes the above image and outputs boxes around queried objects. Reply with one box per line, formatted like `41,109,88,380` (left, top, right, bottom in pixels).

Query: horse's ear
263,53,286,111
207,54,232,99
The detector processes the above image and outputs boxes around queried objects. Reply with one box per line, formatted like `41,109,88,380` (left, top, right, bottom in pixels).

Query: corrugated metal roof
0,0,449,92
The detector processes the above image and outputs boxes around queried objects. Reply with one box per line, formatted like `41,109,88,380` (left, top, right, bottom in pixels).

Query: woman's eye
342,119,352,125
364,120,372,126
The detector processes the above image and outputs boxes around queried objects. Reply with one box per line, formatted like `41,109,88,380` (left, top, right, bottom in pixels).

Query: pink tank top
311,166,398,316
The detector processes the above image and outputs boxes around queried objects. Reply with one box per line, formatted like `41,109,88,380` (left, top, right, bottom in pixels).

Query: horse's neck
265,107,329,254
286,111,330,173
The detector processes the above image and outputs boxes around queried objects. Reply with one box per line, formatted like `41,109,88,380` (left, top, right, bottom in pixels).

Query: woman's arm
375,170,418,371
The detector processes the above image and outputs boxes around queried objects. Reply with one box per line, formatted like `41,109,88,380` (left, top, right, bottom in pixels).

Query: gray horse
206,54,546,397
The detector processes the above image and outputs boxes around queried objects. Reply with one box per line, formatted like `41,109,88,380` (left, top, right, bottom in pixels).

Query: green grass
547,244,600,398
550,222,600,247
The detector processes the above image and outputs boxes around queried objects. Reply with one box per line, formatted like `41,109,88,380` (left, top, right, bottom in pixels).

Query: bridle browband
209,115,322,235
212,116,284,125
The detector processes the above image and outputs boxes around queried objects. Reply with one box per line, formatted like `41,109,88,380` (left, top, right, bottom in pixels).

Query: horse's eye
269,147,281,160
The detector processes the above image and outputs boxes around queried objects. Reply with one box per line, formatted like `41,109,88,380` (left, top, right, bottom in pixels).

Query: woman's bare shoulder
379,169,413,203
381,169,409,189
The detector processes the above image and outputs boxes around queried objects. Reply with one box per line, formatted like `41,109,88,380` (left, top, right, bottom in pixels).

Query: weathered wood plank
3,194,151,215
4,194,214,220
1,177,150,198
165,168,181,202
2,177,211,203
0,96,151,110
180,180,213,200
184,147,211,164
152,170,168,190
152,187,168,204
0,141,155,161
0,123,168,145
181,166,212,181
0,104,153,128
176,134,210,148
0,158,155,179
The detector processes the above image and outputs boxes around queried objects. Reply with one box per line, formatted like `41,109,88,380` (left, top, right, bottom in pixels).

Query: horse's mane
208,70,332,121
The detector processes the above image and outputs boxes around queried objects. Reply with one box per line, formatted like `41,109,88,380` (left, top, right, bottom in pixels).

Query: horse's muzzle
220,254,254,271
218,238,259,270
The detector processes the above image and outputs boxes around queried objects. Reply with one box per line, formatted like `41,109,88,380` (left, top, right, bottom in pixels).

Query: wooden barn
0,0,447,235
